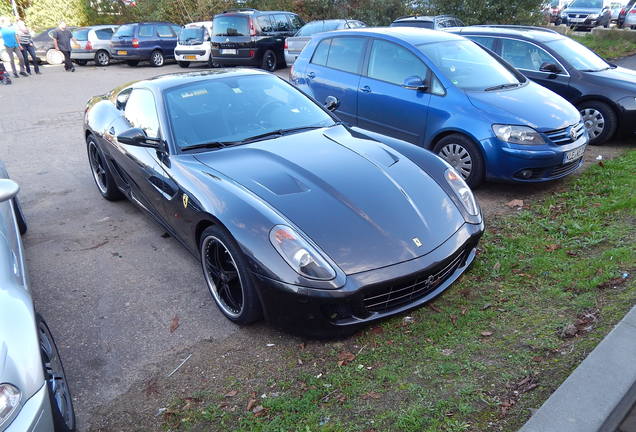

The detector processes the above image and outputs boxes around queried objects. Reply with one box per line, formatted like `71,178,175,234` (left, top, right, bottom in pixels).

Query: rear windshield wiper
180,141,236,152
237,126,326,144
484,83,521,92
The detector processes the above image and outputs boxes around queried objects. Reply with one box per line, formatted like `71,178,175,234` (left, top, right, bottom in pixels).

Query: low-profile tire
199,225,263,324
36,314,76,432
578,100,617,145
433,134,485,187
126,60,139,67
94,50,110,66
73,59,87,66
86,135,123,201
178,61,190,68
12,196,27,235
261,49,277,72
45,49,64,65
150,50,164,67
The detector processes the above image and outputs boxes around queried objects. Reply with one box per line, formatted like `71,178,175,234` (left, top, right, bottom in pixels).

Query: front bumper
210,47,261,66
5,384,54,432
253,221,484,337
563,16,604,27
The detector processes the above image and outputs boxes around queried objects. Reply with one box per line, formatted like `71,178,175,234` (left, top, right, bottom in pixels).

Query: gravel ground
0,58,633,431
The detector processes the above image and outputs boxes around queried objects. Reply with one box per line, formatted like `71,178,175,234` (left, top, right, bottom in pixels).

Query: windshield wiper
237,126,326,144
484,83,521,92
181,141,236,152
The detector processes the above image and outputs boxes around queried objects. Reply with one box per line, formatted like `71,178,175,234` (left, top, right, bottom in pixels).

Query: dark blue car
291,28,589,187
110,21,181,67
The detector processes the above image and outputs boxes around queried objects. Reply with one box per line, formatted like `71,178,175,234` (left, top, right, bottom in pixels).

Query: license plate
185,55,197,60
570,17,584,22
117,50,128,55
564,145,586,163
221,49,237,55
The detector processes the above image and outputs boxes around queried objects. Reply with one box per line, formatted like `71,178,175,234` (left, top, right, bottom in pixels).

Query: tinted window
500,39,559,71
311,38,331,66
257,15,273,33
114,24,134,37
165,75,335,148
157,24,175,37
124,89,160,139
139,25,154,37
297,21,323,36
468,36,496,51
323,20,343,32
367,39,429,86
73,28,89,41
391,20,434,29
568,0,603,7
325,37,366,74
95,28,114,40
545,37,608,71
273,14,292,32
171,25,181,35
346,21,366,28
289,14,304,30
179,27,205,43
213,15,249,36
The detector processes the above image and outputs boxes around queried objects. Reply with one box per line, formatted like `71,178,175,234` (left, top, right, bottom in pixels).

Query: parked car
623,1,636,27
610,1,625,22
33,27,78,65
285,19,366,66
291,28,588,187
559,0,612,29
110,21,181,67
0,162,76,431
543,0,564,23
390,15,464,29
71,24,119,66
210,8,304,71
175,21,214,68
617,0,635,26
83,69,484,336
451,25,636,145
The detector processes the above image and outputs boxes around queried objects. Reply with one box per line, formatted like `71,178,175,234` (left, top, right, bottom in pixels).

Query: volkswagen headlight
270,225,336,280
445,168,479,216
492,124,546,145
0,384,21,427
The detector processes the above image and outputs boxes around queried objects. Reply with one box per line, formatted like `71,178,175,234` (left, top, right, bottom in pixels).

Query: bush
23,0,91,31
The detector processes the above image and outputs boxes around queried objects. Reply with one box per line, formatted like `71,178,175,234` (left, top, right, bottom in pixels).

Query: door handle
360,85,371,93
307,72,316,79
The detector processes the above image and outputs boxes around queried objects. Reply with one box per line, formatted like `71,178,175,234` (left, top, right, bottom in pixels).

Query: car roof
130,68,272,92
313,27,464,44
216,9,295,15
79,24,119,30
451,25,565,42
120,21,178,26
393,14,458,23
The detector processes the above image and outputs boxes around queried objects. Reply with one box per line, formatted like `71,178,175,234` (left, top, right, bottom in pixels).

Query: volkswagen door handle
307,72,316,79
360,86,371,93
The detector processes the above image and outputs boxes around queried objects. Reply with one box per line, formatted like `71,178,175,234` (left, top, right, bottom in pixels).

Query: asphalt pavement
0,58,633,431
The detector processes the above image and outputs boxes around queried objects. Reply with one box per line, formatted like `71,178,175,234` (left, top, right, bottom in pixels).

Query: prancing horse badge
412,237,422,247
182,193,189,209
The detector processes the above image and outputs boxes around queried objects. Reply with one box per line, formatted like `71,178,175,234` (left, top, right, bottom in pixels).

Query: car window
273,14,292,32
311,38,331,66
297,21,323,36
468,36,497,51
325,37,366,74
73,28,89,41
171,25,181,35
139,25,154,38
157,24,175,38
347,21,366,28
545,37,608,71
257,15,273,33
500,38,559,72
288,14,304,30
323,20,342,31
213,15,249,36
114,24,134,38
436,18,450,28
568,0,603,7
391,20,434,29
95,28,114,40
367,39,429,86
125,89,160,139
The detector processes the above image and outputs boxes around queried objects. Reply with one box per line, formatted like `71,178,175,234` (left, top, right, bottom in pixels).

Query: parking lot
0,59,634,431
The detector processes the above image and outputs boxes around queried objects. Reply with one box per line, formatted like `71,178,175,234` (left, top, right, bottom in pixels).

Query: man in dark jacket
51,21,75,72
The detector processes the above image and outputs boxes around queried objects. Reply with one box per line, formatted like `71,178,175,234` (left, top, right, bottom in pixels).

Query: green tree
418,0,545,25
24,0,91,30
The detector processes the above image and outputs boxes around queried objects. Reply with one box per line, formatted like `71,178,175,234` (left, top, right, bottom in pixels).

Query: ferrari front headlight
445,168,479,216
270,225,336,280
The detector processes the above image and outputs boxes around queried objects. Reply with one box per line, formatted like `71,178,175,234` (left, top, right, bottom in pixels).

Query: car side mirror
402,76,428,91
117,128,165,151
539,62,561,74
324,96,340,111
0,179,19,203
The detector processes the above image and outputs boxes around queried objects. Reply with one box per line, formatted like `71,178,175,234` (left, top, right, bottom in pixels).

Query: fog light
518,169,533,179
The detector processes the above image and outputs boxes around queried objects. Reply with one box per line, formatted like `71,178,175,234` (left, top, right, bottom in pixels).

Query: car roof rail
221,8,258,13
471,24,559,34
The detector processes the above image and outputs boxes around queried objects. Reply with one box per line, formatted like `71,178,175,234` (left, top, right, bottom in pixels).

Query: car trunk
286,36,311,55
211,15,255,59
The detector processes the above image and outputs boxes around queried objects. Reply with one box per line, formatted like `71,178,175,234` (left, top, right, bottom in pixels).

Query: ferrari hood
195,125,465,275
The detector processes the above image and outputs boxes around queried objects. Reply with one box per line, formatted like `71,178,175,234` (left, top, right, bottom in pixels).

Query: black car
110,21,181,67
559,0,612,29
83,69,483,336
210,8,304,71
390,15,464,29
33,26,78,65
450,25,636,145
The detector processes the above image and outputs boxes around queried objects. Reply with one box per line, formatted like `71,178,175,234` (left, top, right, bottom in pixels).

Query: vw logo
225,38,230,42
570,127,578,140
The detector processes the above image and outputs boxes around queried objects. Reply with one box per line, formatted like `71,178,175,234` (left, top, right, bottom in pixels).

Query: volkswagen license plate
221,49,237,55
563,145,586,163
117,50,128,55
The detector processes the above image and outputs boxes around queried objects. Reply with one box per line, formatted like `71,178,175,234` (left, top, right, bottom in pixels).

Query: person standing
17,20,40,75
0,16,27,78
51,21,75,72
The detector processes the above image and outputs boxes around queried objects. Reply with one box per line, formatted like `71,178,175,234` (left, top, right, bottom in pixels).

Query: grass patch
572,33,636,59
163,151,636,432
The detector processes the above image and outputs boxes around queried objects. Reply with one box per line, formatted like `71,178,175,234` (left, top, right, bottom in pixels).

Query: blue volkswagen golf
291,28,588,186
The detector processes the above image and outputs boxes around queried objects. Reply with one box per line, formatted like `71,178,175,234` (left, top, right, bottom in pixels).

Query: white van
175,21,214,68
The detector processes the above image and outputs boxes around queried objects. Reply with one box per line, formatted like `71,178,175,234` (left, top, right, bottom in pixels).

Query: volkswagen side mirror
402,76,428,91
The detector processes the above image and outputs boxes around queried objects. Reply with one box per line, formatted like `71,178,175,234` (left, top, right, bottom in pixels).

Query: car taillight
249,49,255,57
630,9,636,13
284,40,288,50
86,41,92,50
132,38,139,48
249,18,256,36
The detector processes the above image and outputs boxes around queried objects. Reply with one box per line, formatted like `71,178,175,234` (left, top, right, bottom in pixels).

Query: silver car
0,163,76,432
71,24,119,66
625,2,636,27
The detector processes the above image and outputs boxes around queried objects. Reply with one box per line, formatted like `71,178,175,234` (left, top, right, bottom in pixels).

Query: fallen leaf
385,340,394,345
402,316,415,325
428,304,442,313
532,356,544,362
493,261,501,272
224,390,238,398
450,314,457,325
506,199,524,208
361,391,381,400
597,277,628,290
460,306,468,315
482,303,492,310
370,326,384,335
441,348,454,356
337,351,356,366
566,251,579,257
297,358,303,365
598,161,605,168
545,243,561,252
246,398,257,411
481,331,493,337
252,405,264,414
169,315,179,333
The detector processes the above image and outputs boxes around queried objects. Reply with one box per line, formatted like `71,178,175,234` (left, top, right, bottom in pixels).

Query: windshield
545,37,609,71
114,24,134,37
213,15,249,36
165,74,336,149
391,21,434,29
418,40,521,91
179,27,205,43
568,0,603,8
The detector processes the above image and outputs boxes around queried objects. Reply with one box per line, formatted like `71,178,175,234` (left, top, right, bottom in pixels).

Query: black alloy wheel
86,135,123,201
261,50,277,72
